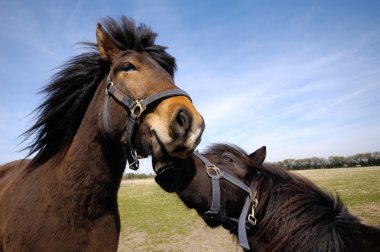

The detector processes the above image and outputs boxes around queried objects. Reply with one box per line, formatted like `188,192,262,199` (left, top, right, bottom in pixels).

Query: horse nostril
177,111,189,129
171,107,192,137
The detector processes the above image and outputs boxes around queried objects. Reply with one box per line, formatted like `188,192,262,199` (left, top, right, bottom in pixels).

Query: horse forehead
204,150,248,168
216,146,249,161
118,51,160,68
232,148,249,160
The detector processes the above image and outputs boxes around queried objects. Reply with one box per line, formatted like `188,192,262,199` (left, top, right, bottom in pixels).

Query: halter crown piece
194,151,258,251
103,73,191,170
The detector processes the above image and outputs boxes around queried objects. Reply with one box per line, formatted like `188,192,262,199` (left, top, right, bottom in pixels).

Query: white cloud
1,1,379,167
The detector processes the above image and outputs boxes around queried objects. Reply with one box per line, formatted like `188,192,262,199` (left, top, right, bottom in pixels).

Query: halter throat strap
103,74,191,170
194,151,258,251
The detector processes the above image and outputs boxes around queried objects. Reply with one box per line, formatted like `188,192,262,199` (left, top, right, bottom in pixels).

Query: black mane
156,143,380,251
204,143,249,159
205,144,373,251
251,163,358,251
23,17,176,166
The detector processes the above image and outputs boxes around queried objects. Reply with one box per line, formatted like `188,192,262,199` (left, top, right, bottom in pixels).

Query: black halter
103,73,191,170
194,151,258,251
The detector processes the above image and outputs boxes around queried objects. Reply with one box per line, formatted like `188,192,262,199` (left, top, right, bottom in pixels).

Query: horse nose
171,107,193,138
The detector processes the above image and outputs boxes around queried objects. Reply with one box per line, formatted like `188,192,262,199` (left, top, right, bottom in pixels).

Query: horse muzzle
147,97,205,161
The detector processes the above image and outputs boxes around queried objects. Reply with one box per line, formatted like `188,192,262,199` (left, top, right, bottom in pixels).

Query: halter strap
194,151,258,251
194,152,251,194
103,74,191,170
107,82,192,117
238,197,253,250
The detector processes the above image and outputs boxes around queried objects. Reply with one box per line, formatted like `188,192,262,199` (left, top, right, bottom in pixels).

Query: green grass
117,167,380,251
117,181,203,251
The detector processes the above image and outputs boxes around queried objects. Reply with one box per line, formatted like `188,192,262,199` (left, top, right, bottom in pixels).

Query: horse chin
153,160,179,192
202,217,221,228
154,161,176,176
153,159,195,193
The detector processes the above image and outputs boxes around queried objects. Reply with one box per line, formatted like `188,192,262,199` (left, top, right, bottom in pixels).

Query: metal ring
105,80,113,95
130,100,146,118
252,197,258,208
207,166,222,178
247,214,257,226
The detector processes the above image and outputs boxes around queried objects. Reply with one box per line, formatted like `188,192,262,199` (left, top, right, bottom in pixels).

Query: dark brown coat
0,17,204,251
155,144,380,252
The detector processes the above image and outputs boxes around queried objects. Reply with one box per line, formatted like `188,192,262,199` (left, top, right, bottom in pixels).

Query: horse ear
96,23,120,62
249,146,266,167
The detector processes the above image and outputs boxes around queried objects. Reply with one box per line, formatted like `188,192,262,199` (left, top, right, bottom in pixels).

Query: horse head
154,144,266,228
1,17,206,251
96,18,205,167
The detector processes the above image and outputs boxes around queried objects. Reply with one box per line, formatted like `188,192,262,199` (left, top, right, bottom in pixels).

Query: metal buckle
251,197,258,208
128,150,140,170
247,214,257,226
131,100,146,118
105,80,113,95
129,159,139,170
247,196,258,226
206,166,222,178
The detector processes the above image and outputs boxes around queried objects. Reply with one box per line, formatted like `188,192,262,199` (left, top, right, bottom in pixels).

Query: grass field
117,167,380,251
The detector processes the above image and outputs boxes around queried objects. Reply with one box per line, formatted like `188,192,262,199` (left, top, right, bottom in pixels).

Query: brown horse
0,17,204,251
155,144,380,252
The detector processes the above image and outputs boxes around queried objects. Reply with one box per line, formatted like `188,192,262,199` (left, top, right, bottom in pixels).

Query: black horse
154,144,380,251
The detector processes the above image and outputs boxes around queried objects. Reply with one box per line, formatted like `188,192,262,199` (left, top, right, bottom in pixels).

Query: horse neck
57,83,126,210
248,166,365,251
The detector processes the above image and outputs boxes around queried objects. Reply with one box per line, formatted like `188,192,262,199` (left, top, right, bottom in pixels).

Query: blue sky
1,0,379,173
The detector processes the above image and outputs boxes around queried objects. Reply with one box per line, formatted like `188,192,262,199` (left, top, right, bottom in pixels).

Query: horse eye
222,155,233,163
122,63,136,72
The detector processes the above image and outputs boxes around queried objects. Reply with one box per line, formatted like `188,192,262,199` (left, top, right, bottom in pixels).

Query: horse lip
151,130,169,160
152,131,194,162
153,148,175,173
154,162,175,175
202,214,221,227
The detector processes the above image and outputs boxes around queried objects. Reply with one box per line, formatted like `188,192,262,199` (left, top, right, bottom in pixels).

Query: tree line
268,151,380,170
122,151,380,178
123,173,155,180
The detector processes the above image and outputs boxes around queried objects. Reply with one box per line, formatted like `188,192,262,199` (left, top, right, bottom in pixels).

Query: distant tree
328,156,345,168
283,159,295,169
310,157,324,169
123,173,155,180
267,150,380,170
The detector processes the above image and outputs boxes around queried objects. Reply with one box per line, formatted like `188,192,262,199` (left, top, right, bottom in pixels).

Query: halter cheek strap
194,151,258,251
103,74,191,170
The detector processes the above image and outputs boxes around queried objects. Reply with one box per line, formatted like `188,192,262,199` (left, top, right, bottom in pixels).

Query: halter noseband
103,73,191,170
194,151,258,251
